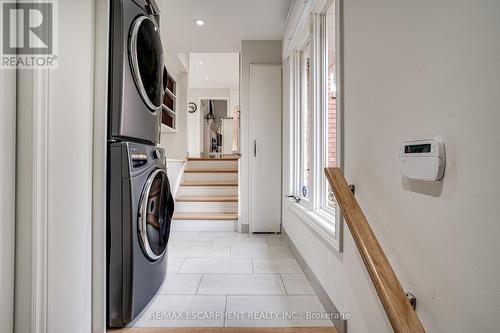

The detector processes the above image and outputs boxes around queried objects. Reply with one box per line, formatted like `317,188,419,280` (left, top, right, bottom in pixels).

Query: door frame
13,0,101,331
14,67,50,333
0,64,16,333
196,97,230,155
92,0,110,331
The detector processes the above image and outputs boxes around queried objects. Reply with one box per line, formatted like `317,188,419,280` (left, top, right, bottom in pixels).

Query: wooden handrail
325,167,426,333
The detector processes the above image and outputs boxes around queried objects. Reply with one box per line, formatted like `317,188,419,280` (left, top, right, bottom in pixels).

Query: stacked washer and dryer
107,0,174,328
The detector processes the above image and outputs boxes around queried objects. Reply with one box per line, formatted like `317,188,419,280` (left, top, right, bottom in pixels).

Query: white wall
283,0,500,332
229,88,239,117
229,88,240,152
187,88,230,156
0,69,16,333
240,40,282,230
159,0,189,161
222,119,234,155
161,71,188,160
166,160,187,197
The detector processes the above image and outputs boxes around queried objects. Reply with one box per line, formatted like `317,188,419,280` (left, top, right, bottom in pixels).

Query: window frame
297,40,312,206
319,3,339,217
288,0,344,252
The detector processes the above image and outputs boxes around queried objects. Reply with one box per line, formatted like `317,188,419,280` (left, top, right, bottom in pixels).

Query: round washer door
138,169,173,261
129,15,164,112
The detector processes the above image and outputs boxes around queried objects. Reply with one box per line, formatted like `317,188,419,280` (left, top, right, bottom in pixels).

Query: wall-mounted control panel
399,138,446,181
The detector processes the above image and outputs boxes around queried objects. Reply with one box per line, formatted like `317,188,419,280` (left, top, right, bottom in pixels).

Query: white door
249,64,282,233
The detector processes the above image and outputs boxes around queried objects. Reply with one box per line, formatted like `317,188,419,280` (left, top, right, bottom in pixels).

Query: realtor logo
1,0,58,68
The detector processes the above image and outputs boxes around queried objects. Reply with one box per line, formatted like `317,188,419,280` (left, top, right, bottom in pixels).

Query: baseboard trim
240,223,249,233
282,230,347,333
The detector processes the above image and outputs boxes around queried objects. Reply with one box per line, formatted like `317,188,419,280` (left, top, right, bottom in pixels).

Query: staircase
172,157,239,231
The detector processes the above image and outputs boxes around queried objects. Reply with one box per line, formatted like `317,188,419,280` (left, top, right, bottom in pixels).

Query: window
288,1,342,251
299,42,312,200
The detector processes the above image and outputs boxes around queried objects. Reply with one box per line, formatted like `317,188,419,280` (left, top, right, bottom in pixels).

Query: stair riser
187,160,238,170
178,186,238,197
171,220,237,232
175,201,238,213
183,172,238,182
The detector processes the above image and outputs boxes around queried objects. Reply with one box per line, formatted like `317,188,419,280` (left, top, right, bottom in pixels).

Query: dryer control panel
127,143,165,170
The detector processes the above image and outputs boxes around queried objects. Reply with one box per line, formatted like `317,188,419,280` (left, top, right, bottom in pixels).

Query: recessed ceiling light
195,19,205,26
199,60,203,65
205,76,209,80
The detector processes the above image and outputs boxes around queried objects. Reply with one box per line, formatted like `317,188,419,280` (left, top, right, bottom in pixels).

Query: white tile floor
133,231,333,328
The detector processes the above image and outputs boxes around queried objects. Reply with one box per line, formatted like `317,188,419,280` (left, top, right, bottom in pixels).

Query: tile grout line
195,273,203,294
158,292,292,296
175,258,186,273
154,233,321,327
223,295,228,328
279,273,288,295
206,293,299,296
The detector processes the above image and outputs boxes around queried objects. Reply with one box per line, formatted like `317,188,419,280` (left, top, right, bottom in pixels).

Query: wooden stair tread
172,212,239,220
176,196,238,202
184,168,238,173
181,181,238,187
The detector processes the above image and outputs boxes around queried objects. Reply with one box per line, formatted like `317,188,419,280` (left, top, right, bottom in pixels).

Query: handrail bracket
406,292,417,310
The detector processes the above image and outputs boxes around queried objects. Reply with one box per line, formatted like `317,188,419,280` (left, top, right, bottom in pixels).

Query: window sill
287,201,340,252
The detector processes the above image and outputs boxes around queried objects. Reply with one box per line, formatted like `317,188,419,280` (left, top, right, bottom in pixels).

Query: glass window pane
326,4,336,209
135,18,164,109
141,170,173,260
300,43,312,198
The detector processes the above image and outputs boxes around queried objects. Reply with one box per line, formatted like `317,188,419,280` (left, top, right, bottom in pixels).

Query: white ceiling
189,53,240,89
159,0,292,53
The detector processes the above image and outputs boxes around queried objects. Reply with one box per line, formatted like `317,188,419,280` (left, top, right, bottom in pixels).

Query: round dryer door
138,169,173,261
129,16,164,111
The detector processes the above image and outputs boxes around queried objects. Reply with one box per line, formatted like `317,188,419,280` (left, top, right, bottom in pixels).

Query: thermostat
399,138,446,182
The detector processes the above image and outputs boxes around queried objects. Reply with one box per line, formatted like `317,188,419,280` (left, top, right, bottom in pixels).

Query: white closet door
249,64,282,233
